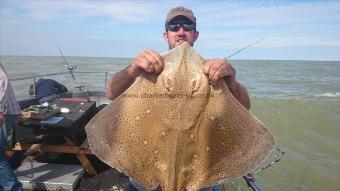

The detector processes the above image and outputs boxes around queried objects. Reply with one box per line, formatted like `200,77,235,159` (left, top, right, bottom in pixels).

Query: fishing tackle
243,147,285,191
57,44,76,80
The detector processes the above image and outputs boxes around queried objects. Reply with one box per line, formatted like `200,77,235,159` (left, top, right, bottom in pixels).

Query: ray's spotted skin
85,43,274,191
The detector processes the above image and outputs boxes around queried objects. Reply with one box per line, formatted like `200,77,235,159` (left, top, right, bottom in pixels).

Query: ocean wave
315,92,340,98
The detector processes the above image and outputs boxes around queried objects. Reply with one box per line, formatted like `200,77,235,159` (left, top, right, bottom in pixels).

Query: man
106,7,250,190
0,63,22,191
106,7,250,110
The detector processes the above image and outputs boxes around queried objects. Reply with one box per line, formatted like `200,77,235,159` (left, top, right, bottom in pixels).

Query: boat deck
15,162,84,191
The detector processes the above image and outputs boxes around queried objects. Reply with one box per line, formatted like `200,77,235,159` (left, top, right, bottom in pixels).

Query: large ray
85,42,275,191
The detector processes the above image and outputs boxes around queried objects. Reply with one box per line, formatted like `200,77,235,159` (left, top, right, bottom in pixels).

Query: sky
1,0,340,61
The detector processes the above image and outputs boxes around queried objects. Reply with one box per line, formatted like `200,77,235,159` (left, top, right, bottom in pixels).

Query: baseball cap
165,7,196,25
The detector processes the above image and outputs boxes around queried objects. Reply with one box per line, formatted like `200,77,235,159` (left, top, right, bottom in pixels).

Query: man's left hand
203,58,251,109
203,58,236,85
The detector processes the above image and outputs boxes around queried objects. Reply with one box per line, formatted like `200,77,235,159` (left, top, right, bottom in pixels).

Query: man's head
163,7,199,49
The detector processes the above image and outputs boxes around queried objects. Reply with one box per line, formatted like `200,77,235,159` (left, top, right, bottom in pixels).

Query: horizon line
1,54,339,62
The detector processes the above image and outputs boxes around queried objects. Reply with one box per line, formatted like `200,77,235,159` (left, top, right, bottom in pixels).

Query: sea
1,56,340,191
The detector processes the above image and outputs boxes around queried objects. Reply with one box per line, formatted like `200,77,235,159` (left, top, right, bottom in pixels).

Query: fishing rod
243,147,285,191
255,147,285,174
56,44,76,80
225,36,267,60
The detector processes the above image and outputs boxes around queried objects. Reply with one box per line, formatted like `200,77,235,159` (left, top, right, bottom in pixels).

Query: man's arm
106,67,137,100
203,59,251,110
0,66,8,113
106,50,164,100
0,113,4,125
225,79,251,110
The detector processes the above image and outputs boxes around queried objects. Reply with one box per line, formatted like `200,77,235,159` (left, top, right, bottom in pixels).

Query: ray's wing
86,74,167,190
186,82,275,189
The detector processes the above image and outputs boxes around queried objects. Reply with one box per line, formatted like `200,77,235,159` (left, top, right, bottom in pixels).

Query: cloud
195,1,340,27
3,0,340,29
2,0,173,23
197,35,340,52
3,0,340,25
262,37,340,47
1,0,340,60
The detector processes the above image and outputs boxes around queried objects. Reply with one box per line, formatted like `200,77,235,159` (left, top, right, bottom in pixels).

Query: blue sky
1,0,340,61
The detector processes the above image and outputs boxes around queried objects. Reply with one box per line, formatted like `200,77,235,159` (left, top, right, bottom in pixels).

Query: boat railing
10,70,116,96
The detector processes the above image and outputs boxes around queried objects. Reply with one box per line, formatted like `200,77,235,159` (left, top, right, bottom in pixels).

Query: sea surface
1,56,340,191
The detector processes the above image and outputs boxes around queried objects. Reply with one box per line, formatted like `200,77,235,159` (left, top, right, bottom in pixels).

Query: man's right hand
106,50,164,100
0,113,5,125
127,50,164,78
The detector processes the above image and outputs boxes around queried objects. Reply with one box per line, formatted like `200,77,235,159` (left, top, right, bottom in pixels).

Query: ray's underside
85,42,275,191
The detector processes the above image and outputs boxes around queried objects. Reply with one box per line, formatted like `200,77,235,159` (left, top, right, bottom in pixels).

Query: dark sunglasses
166,23,195,32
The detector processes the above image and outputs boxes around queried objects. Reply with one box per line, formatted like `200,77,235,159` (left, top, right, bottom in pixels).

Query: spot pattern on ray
85,42,275,191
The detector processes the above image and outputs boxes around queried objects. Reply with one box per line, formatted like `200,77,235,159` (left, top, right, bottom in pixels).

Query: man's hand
0,113,5,125
203,58,236,86
203,58,250,109
127,50,164,78
106,50,164,100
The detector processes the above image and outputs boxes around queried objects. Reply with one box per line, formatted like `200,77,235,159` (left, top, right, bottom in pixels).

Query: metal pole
105,71,108,90
33,77,36,96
